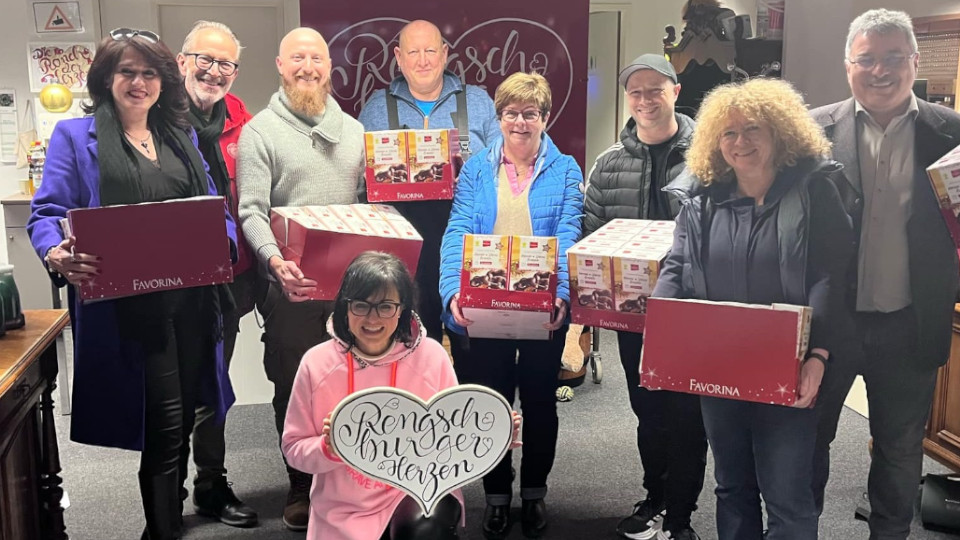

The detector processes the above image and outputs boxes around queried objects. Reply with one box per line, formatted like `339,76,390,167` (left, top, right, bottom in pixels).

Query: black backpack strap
386,92,401,130
451,89,472,161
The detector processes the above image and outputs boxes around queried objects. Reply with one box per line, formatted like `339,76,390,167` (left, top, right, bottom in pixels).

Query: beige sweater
492,164,533,236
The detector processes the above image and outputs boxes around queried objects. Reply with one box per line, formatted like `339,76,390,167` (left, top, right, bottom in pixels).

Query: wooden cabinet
924,305,960,470
0,310,69,540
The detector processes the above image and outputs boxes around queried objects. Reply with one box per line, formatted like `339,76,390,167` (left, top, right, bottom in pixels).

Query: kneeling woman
282,252,476,540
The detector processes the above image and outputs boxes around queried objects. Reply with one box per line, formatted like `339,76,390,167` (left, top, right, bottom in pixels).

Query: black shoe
193,477,259,528
521,499,547,538
656,524,700,540
616,498,666,539
482,504,511,539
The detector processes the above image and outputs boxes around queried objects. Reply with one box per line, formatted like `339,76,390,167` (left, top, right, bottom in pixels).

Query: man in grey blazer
811,9,960,539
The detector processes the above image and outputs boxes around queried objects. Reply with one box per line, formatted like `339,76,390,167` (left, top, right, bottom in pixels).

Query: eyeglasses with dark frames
347,299,403,318
500,109,543,122
109,27,160,44
183,53,239,76
846,52,918,71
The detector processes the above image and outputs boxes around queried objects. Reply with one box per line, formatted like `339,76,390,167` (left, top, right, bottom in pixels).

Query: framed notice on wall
27,42,95,92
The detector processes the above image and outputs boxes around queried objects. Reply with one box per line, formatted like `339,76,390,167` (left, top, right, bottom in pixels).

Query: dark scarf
93,101,234,344
94,101,209,206
187,99,232,209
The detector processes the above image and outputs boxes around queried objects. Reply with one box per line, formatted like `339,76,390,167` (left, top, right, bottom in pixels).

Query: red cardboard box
926,146,960,249
67,196,233,301
640,298,812,406
270,204,423,300
568,219,674,332
364,129,459,202
459,234,557,340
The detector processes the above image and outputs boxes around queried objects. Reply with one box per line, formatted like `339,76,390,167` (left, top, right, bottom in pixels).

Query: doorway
585,10,623,171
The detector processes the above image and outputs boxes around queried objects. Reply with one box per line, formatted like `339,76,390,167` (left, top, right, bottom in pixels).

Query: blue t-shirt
414,98,436,117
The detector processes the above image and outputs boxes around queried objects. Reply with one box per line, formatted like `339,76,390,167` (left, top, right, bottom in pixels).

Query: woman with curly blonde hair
650,78,856,540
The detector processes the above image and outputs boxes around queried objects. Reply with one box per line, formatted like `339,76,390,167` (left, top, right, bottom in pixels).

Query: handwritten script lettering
330,385,513,515
30,44,94,90
327,18,572,129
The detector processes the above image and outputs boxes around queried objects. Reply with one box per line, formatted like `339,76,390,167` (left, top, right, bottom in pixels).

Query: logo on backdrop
327,17,573,132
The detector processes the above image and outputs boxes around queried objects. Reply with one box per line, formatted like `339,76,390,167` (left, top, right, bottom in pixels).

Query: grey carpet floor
56,330,959,539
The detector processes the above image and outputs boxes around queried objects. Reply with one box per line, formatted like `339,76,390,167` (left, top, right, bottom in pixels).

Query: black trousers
616,331,707,528
137,290,210,539
256,277,334,476
813,306,937,540
453,328,566,504
394,200,451,342
379,495,461,540
191,269,257,485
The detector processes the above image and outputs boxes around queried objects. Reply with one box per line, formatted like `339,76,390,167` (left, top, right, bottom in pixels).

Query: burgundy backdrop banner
301,1,590,169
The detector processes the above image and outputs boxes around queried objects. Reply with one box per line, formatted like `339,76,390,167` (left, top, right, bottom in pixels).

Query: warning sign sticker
33,2,83,33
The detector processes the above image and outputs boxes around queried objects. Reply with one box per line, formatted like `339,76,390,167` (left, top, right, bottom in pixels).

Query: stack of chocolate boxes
459,234,558,340
567,219,675,332
364,129,461,202
270,204,423,300
926,144,960,252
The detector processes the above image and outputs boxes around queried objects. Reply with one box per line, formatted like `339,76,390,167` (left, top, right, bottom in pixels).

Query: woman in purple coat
27,29,237,540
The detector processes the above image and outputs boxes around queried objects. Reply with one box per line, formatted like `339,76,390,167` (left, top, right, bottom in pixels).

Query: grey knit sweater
237,89,365,266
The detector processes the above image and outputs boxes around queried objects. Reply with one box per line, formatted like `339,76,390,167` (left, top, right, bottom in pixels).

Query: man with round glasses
176,20,258,529
811,9,960,538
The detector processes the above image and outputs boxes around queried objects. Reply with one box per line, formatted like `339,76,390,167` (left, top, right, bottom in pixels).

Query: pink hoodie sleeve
437,349,460,390
281,358,344,474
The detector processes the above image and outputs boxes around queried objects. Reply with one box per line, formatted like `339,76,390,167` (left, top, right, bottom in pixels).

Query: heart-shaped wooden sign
330,384,513,516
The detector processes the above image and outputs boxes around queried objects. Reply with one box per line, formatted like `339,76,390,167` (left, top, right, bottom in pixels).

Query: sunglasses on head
109,28,160,44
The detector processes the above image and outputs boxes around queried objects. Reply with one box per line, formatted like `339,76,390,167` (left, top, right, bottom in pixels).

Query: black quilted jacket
582,113,695,236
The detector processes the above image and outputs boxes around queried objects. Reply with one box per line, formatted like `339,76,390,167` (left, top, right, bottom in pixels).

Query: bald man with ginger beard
236,26,365,532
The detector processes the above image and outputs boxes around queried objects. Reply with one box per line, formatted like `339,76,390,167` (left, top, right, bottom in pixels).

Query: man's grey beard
281,76,330,117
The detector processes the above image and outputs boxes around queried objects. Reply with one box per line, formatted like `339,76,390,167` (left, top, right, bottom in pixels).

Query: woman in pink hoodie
282,251,467,540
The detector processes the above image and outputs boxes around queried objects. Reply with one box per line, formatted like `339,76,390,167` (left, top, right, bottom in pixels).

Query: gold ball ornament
39,81,73,113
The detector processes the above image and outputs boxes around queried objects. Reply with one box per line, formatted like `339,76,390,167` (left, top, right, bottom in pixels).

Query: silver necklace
124,130,151,152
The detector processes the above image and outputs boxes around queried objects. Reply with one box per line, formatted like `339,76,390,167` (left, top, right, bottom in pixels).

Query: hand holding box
270,203,423,300
640,298,812,406
459,234,558,340
68,196,233,301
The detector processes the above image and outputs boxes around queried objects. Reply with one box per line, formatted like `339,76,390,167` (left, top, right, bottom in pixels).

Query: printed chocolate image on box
463,234,510,290
409,130,450,183
567,219,676,332
568,244,616,311
365,131,409,184
509,236,557,292
612,243,671,314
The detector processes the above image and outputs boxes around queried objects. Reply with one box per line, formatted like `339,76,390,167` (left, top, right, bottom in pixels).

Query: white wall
0,0,101,265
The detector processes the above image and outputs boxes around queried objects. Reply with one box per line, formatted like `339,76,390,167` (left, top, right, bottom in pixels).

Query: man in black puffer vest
583,54,705,540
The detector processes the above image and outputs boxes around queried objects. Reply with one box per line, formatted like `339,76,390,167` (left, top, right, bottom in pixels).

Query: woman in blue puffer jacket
438,72,583,540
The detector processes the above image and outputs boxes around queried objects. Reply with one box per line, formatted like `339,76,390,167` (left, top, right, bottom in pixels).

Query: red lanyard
346,351,398,395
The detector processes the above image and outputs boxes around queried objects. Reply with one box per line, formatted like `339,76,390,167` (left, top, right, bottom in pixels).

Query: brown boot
282,471,312,531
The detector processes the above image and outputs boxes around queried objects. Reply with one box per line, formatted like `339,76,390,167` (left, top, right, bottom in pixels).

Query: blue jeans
701,397,819,540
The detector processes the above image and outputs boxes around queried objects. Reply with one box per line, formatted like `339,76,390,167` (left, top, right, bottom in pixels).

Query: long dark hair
333,252,418,349
83,34,190,129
